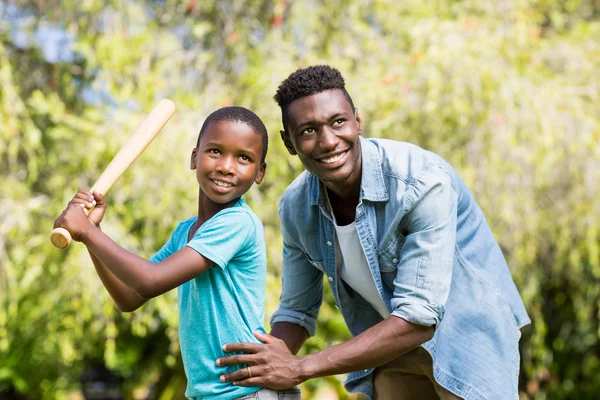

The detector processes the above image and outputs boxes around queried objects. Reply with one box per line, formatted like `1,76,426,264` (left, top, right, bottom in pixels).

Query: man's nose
318,127,338,151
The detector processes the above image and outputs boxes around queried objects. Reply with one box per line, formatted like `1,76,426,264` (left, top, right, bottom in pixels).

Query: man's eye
302,127,315,135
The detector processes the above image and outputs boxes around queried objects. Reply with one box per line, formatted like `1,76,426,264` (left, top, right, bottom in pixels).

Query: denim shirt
271,137,530,400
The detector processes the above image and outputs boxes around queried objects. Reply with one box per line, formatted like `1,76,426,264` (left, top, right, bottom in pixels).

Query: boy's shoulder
212,199,264,231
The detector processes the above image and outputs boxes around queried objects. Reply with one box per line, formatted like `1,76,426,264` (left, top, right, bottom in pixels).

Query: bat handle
51,202,94,249
50,227,72,249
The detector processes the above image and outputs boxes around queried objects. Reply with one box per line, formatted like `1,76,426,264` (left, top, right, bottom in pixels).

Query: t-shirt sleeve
185,210,254,270
149,224,180,263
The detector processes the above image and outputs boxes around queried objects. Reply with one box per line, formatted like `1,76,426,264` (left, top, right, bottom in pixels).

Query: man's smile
317,149,349,166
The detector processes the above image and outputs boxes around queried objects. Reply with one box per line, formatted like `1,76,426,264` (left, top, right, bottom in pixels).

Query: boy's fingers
73,191,95,207
91,191,106,205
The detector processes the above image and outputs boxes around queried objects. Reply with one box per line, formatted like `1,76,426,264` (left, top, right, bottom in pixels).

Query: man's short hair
197,106,268,163
273,65,355,130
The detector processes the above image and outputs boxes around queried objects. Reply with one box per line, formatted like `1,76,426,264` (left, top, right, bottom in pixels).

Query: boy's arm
67,190,146,310
55,204,214,298
270,322,310,355
82,225,212,298
87,248,148,312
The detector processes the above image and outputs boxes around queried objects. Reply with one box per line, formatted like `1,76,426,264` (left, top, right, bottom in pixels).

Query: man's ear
190,148,198,170
355,108,363,136
254,162,267,185
280,130,297,155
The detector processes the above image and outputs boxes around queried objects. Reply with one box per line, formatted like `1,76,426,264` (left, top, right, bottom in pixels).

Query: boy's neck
196,190,240,224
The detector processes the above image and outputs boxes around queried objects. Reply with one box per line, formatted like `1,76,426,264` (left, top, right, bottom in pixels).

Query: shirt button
327,241,332,246
392,258,398,264
364,369,368,372
328,276,333,282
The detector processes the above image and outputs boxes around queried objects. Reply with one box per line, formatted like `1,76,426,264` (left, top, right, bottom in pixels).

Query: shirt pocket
377,231,406,289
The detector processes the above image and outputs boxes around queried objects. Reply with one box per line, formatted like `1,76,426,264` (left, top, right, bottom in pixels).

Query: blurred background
1,0,599,399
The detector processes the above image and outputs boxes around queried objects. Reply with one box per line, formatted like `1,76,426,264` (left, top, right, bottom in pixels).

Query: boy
54,106,301,400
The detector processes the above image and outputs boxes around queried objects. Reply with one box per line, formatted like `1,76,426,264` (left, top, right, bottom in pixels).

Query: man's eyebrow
294,112,349,131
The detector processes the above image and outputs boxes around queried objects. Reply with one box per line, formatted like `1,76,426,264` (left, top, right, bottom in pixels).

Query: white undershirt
328,196,390,319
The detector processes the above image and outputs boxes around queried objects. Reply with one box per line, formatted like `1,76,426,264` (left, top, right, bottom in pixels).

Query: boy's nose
216,157,235,174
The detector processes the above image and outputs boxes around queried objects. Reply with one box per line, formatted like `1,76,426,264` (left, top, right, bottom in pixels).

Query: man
218,65,530,400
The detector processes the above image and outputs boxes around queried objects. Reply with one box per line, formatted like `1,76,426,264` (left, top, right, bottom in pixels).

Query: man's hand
218,332,307,389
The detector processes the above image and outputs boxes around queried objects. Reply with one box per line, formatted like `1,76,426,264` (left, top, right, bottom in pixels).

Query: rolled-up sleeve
269,200,324,337
391,164,457,327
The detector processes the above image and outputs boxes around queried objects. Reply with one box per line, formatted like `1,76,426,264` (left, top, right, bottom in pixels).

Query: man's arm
298,316,433,378
218,316,432,388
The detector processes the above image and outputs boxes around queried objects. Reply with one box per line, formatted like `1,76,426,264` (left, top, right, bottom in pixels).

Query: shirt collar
309,136,389,206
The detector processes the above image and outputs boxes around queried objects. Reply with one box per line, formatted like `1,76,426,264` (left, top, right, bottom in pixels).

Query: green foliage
1,0,599,399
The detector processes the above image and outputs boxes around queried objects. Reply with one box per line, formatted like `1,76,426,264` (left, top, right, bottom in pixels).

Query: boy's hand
53,203,96,242
54,189,105,242
68,190,106,226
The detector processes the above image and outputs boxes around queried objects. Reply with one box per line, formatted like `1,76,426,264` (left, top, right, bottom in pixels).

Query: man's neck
326,186,359,226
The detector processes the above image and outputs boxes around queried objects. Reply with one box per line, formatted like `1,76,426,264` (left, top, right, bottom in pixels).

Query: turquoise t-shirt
150,199,266,400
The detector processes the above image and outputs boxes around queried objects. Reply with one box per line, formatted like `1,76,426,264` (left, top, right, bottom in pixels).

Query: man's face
281,89,362,194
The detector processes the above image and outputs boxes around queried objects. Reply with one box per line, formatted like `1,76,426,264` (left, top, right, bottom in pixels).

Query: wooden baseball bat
51,98,176,249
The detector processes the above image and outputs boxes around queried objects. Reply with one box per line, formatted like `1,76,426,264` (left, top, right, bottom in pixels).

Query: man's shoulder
280,170,313,202
365,137,449,180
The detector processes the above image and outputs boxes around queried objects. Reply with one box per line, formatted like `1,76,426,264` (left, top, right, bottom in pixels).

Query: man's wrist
297,354,318,382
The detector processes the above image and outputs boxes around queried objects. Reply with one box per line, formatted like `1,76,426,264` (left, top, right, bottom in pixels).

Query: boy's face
191,120,266,204
280,89,362,193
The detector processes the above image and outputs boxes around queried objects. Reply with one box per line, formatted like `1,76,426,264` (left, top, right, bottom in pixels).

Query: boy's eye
209,149,220,154
302,127,315,135
239,155,250,162
333,119,345,126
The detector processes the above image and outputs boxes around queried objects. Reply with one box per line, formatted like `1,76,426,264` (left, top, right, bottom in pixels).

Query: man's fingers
217,354,255,367
254,331,278,344
222,342,262,353
232,377,263,387
220,365,264,384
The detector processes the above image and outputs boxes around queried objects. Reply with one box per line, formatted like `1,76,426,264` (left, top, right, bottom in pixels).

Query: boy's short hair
197,106,268,163
273,65,355,131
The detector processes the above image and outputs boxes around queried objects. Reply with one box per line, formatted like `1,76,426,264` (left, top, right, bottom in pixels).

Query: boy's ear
254,162,267,185
190,148,198,170
280,130,297,155
355,108,363,135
